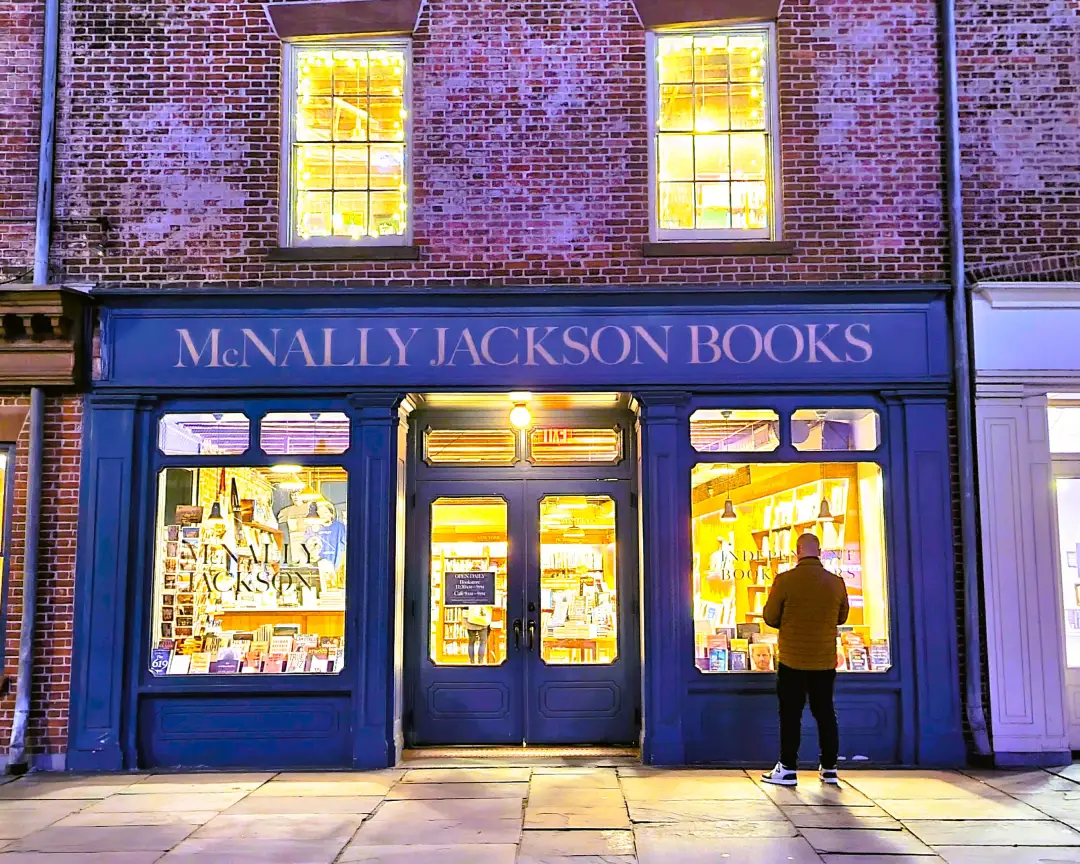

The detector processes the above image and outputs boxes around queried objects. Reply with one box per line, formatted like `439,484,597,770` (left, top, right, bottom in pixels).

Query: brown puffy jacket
762,556,850,671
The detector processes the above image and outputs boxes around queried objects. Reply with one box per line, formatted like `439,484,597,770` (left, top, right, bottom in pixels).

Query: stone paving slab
222,795,383,816
524,807,632,829
55,810,219,828
387,781,529,800
191,813,364,841
934,847,1080,863
0,854,165,864
627,798,786,822
352,816,523,845
339,844,519,863
519,828,635,857
878,796,1052,820
117,773,273,795
636,833,821,864
159,836,348,863
963,769,1080,794
6,823,196,853
905,818,1080,846
801,826,934,855
373,798,524,821
782,805,901,830
820,856,941,863
620,775,765,800
402,768,532,784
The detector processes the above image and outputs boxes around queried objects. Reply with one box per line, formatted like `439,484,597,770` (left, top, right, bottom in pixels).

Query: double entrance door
409,478,639,745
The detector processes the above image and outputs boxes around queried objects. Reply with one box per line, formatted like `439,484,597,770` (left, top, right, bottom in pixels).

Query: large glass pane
1049,403,1080,453
792,409,881,452
424,429,517,465
540,496,618,665
430,497,508,665
1057,478,1080,668
260,412,350,455
158,413,250,456
691,462,890,673
690,409,779,453
529,428,622,465
149,465,347,675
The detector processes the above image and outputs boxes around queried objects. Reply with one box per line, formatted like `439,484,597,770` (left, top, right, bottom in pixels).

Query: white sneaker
819,765,840,786
761,762,798,786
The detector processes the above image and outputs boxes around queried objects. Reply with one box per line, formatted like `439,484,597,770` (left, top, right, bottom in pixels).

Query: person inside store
304,501,347,590
463,605,493,665
760,532,850,787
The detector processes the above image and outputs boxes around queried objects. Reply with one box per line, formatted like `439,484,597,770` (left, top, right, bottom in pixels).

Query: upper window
285,41,410,247
792,409,881,452
1049,401,1080,454
650,27,779,241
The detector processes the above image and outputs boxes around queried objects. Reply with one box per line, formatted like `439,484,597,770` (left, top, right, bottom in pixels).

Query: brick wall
0,0,43,277
48,0,949,288
957,0,1080,282
0,395,82,760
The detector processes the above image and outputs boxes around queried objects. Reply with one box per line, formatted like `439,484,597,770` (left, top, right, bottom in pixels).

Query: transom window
650,26,779,241
285,41,410,246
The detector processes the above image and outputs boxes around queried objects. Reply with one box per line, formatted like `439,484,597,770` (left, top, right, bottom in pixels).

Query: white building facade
973,282,1080,765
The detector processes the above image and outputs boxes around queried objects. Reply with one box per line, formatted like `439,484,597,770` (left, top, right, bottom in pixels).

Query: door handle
513,618,522,650
526,619,536,652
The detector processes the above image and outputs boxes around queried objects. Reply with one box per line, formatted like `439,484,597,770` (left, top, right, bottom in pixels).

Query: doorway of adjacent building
1050,398,1080,749
404,393,640,747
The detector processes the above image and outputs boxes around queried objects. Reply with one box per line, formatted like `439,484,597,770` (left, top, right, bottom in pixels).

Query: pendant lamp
816,498,834,523
720,497,738,522
305,502,321,525
207,501,225,525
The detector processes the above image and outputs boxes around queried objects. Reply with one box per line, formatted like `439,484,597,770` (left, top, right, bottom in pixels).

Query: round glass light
509,405,532,430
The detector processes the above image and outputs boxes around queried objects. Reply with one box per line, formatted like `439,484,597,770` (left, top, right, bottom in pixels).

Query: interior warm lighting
510,404,532,430
278,478,305,491
206,501,225,525
270,464,303,474
564,525,586,539
720,498,738,522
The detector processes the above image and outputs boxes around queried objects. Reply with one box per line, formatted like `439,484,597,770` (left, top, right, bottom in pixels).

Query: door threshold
401,745,640,767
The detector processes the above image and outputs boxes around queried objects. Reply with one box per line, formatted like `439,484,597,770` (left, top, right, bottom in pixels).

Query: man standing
760,533,849,786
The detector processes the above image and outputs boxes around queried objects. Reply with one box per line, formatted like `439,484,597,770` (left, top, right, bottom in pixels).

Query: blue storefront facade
66,287,966,771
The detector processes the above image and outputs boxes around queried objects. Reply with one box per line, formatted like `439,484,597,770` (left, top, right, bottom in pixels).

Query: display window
158,413,250,456
429,497,508,665
691,459,890,674
260,412,350,455
539,495,618,664
149,459,348,676
792,409,880,452
690,409,779,453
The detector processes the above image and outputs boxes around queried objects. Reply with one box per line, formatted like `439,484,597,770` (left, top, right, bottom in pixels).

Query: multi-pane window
286,41,410,246
651,27,778,240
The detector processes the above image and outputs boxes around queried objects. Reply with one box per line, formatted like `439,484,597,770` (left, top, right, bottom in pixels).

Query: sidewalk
2,763,1080,862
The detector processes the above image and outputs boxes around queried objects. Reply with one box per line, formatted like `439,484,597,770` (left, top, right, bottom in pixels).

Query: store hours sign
444,571,497,607
102,304,948,388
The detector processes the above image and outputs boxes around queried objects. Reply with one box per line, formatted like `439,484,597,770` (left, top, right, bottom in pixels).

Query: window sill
269,246,420,262
643,240,795,258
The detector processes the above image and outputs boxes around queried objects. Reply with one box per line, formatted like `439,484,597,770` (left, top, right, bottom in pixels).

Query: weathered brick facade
957,0,1080,283
0,0,1075,763
0,396,81,760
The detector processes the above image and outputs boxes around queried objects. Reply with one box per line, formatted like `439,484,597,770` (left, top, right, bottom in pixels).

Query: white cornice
974,282,1080,309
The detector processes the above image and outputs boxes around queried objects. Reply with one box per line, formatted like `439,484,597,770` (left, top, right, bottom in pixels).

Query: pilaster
976,391,1070,763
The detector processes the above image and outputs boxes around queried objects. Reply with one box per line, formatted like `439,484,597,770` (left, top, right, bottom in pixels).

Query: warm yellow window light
655,29,772,236
291,43,409,244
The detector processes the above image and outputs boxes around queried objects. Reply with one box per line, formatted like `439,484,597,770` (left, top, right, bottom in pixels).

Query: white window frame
647,23,782,243
280,38,414,248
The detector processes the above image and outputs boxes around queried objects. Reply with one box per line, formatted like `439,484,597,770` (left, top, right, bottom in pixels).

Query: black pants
777,663,838,770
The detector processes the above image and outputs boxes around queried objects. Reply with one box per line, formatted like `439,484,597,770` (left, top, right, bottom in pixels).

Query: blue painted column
636,392,692,765
902,396,966,765
67,396,153,771
348,392,407,768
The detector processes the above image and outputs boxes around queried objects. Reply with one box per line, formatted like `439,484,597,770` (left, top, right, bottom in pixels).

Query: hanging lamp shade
720,498,738,522
207,501,225,525
305,502,320,525
816,498,834,523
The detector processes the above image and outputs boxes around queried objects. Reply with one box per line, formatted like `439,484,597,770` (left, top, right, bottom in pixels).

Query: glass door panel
429,497,509,666
539,495,618,664
1057,478,1080,668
